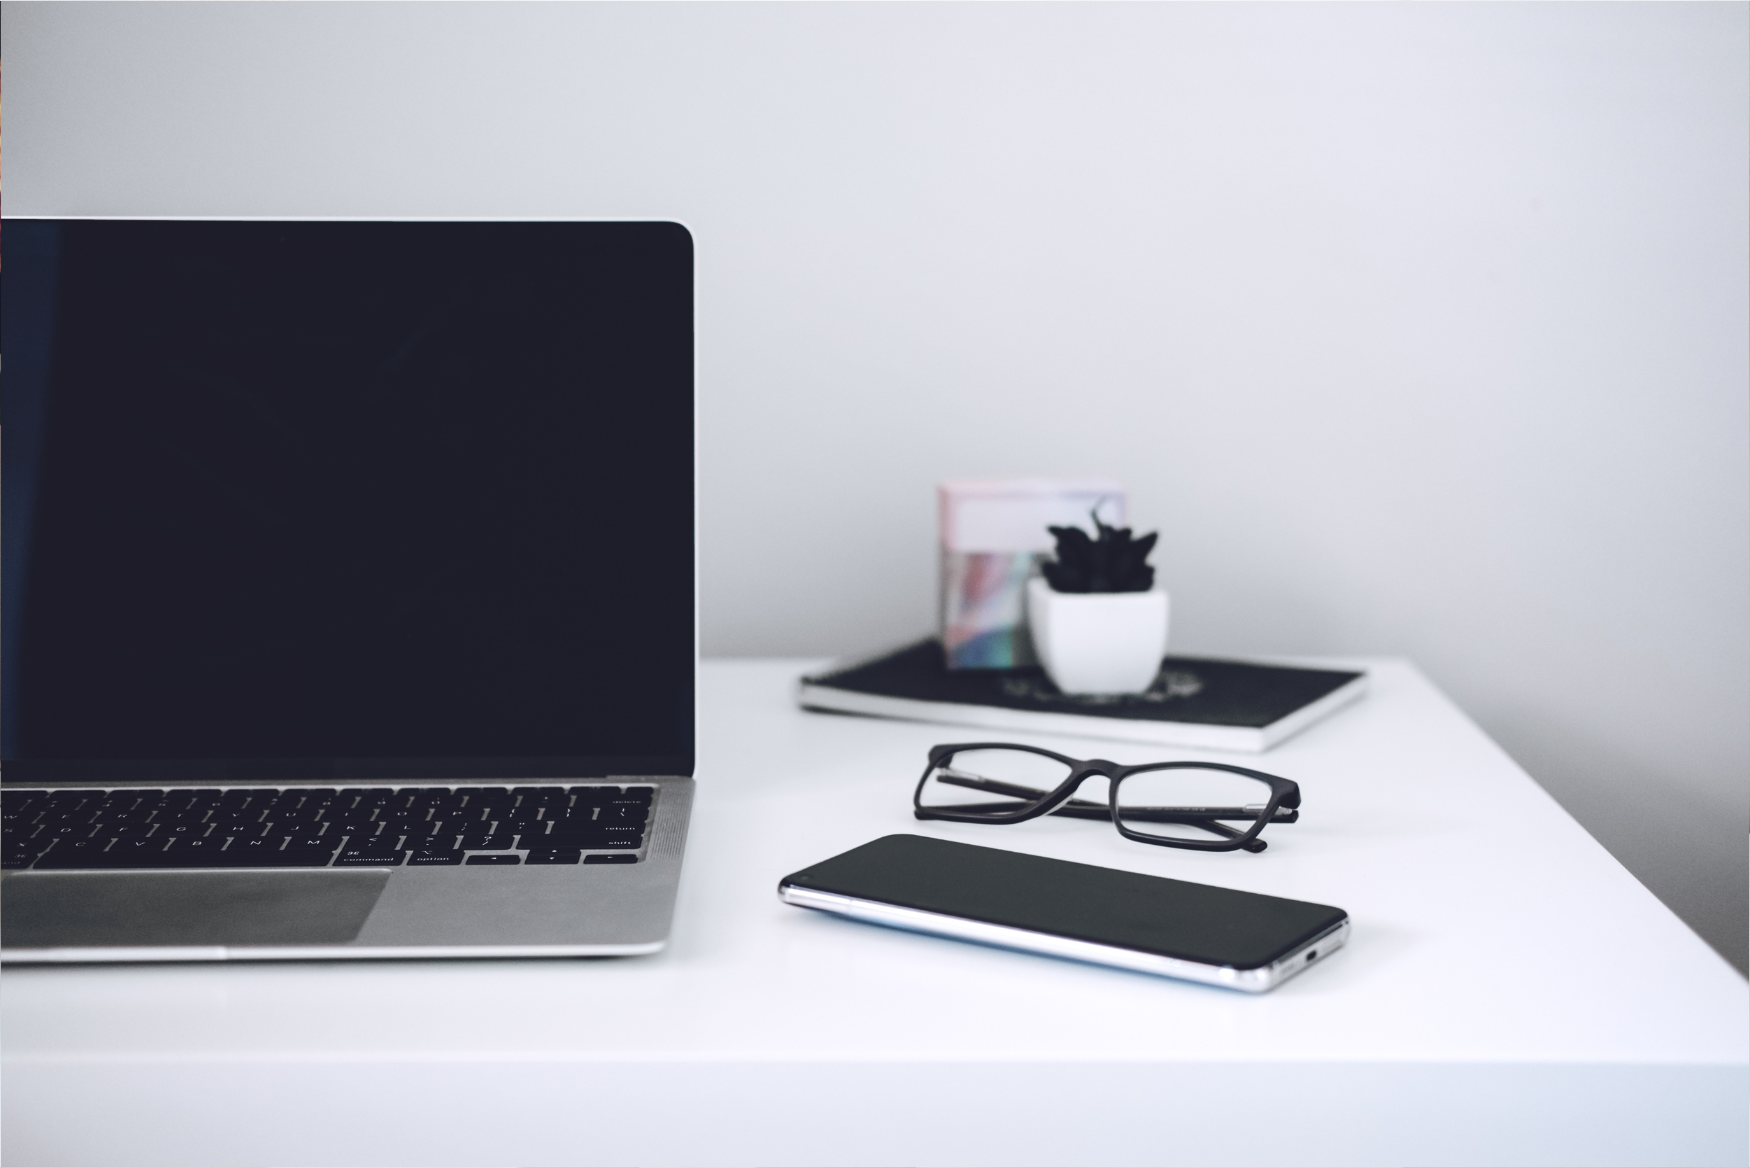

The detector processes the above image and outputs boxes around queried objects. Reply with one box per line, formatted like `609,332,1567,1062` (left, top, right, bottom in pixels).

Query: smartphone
778,834,1348,993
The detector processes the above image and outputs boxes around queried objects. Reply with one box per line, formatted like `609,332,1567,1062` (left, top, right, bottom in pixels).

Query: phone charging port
1305,950,1318,962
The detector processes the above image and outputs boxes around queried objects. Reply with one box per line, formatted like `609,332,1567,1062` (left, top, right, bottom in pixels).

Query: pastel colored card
938,478,1124,669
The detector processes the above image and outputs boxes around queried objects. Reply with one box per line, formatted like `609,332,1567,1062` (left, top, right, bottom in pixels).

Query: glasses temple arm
933,770,1053,800
1177,816,1268,853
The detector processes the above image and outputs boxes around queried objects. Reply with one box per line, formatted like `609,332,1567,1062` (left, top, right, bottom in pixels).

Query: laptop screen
2,220,694,784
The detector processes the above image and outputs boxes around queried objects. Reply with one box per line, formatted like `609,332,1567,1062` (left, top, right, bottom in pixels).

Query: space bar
32,849,336,870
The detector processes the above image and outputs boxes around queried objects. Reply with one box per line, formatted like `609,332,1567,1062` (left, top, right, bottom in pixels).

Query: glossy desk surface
4,658,1745,1167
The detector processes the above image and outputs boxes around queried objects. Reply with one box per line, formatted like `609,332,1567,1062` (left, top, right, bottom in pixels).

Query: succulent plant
1041,512,1157,593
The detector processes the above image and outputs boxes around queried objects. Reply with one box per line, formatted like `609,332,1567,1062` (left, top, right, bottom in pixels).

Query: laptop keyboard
0,785,653,870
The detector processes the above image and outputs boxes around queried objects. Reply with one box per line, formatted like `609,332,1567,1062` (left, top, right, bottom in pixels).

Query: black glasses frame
912,742,1301,853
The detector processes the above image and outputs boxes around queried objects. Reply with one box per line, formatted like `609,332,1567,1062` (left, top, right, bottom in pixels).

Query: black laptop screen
2,220,694,783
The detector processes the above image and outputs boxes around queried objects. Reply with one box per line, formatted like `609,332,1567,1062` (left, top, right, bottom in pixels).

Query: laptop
1,219,696,961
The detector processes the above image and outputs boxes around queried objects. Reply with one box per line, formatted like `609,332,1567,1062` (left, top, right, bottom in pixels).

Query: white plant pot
1026,576,1169,695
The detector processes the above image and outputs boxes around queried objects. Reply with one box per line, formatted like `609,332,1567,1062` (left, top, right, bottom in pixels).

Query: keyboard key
335,849,407,866
407,850,465,866
109,837,173,856
584,853,640,864
95,802,146,818
164,836,230,854
34,849,129,869
168,849,335,869
459,834,516,850
545,832,641,850
525,850,582,865
155,847,326,868
39,810,99,826
225,850,336,868
39,822,102,840
231,835,293,852
34,839,114,866
465,854,521,866
41,843,198,869
568,786,622,803
100,808,160,825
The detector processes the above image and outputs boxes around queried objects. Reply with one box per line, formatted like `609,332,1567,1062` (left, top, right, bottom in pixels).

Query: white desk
3,659,1744,1167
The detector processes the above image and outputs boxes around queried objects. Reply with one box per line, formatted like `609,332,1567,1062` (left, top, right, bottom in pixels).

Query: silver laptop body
1,219,697,962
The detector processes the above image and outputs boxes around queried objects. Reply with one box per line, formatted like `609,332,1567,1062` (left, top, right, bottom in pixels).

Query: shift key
545,832,640,850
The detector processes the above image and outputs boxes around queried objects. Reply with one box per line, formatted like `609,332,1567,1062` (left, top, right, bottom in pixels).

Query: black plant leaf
1041,512,1157,593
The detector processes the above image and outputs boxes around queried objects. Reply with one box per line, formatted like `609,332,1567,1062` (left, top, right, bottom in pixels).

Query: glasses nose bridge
1066,761,1122,792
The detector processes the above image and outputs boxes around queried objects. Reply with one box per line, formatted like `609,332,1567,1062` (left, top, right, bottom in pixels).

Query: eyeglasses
912,742,1301,853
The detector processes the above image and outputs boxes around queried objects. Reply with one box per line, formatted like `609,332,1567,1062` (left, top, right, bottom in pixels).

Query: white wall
5,1,1745,970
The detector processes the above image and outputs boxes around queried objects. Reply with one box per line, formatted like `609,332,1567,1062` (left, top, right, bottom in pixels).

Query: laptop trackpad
2,870,389,949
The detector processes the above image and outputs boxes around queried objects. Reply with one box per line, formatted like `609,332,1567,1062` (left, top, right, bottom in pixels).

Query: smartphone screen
779,834,1347,988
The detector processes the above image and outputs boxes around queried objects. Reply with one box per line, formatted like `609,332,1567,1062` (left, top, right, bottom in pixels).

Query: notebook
798,639,1367,752
1,218,696,961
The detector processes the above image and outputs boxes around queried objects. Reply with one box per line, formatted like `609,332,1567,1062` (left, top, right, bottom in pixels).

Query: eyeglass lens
1114,768,1275,844
918,748,1073,816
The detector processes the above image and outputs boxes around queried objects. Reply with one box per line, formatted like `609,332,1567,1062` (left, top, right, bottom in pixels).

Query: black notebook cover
798,639,1367,751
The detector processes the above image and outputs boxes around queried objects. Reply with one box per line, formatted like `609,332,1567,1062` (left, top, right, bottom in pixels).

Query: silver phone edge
779,884,1349,993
